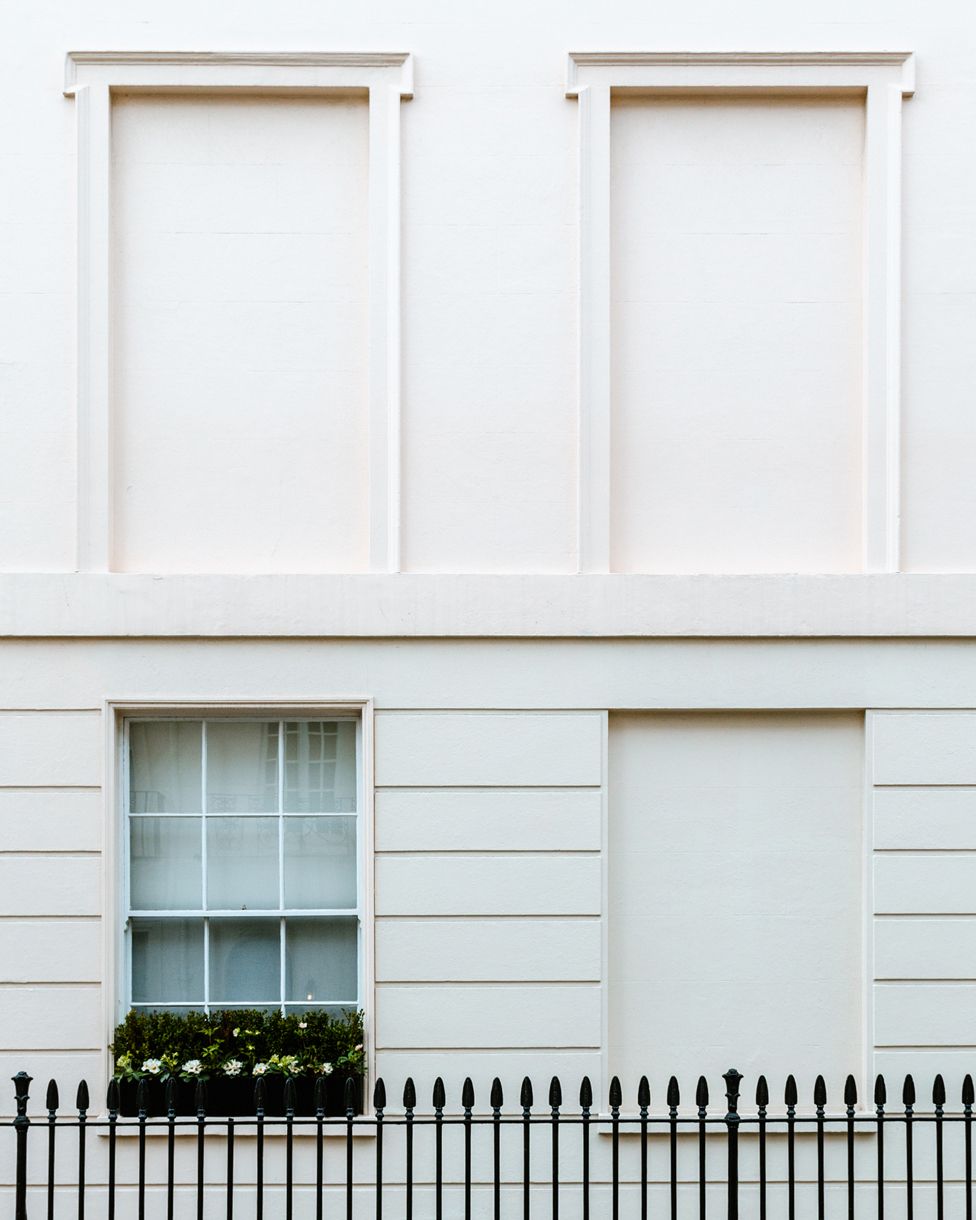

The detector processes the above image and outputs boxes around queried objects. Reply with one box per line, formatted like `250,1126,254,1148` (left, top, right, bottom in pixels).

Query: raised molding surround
63,51,413,575
566,51,915,575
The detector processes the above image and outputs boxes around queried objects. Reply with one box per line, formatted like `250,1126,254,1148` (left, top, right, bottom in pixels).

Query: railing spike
343,1075,356,1112
520,1076,533,1108
76,1079,90,1112
548,1076,561,1108
106,1078,120,1115
903,1074,915,1107
696,1075,709,1108
462,1077,475,1109
844,1074,858,1107
784,1074,797,1107
933,1073,946,1107
196,1078,208,1115
667,1075,680,1108
165,1076,177,1115
403,1076,416,1109
45,1079,59,1112
373,1077,386,1110
755,1075,769,1107
490,1077,503,1109
579,1076,592,1109
432,1076,446,1110
964,1074,975,1107
814,1075,827,1107
254,1076,265,1110
314,1074,327,1111
135,1077,147,1116
608,1075,622,1109
874,1074,887,1106
637,1075,650,1108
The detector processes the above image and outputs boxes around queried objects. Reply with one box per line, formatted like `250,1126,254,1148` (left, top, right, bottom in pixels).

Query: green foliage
111,1008,365,1081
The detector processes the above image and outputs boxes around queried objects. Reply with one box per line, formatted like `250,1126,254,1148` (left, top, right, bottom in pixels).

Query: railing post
13,1072,33,1220
723,1069,742,1220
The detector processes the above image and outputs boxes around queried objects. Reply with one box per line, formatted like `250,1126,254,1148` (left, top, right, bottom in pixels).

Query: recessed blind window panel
126,716,360,1013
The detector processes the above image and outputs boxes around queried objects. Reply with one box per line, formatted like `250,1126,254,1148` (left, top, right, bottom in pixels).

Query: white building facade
3,0,976,1196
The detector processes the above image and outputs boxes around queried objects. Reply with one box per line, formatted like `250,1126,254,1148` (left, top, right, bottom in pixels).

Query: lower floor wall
0,638,974,1125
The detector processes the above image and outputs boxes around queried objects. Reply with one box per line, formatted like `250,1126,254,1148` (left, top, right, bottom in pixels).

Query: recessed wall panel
610,96,864,572
112,94,369,572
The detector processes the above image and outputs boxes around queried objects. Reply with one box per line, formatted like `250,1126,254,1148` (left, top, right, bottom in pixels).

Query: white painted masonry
2,0,976,1205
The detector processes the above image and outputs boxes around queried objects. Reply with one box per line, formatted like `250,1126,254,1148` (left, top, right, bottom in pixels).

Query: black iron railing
6,1068,975,1218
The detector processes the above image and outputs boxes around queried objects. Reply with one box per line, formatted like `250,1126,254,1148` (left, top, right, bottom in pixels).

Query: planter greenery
111,1008,364,1117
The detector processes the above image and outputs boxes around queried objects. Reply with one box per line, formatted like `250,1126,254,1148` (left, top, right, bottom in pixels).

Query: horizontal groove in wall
375,783,602,791
0,851,100,859
0,981,100,990
0,914,100,922
874,979,976,987
0,786,101,793
874,912,976,920
376,1046,602,1054
378,979,600,988
375,913,600,921
874,1043,976,1050
375,849,600,858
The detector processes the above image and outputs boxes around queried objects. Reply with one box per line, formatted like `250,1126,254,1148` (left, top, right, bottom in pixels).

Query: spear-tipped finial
462,1077,475,1110
755,1075,769,1109
548,1076,561,1109
696,1076,709,1110
844,1075,858,1108
490,1077,504,1110
903,1074,916,1108
814,1075,827,1109
933,1074,946,1108
784,1075,797,1108
667,1075,680,1110
402,1077,416,1110
874,1074,887,1107
520,1076,533,1109
579,1076,592,1110
637,1076,650,1110
373,1078,387,1111
46,1080,59,1113
432,1077,446,1110
964,1075,974,1108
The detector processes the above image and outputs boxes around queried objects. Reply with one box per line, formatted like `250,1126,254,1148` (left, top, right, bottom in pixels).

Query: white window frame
104,698,375,1084
566,50,915,575
64,51,412,575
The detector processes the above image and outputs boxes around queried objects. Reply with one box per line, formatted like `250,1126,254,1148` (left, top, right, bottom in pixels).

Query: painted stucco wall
1,0,976,1166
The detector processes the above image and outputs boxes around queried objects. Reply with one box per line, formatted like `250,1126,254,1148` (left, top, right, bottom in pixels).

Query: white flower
288,1061,303,1076
182,1059,203,1076
232,1027,240,1037
320,1062,334,1076
222,1060,243,1078
142,1059,162,1075
252,1062,268,1077
354,1044,363,1052
298,1021,308,1030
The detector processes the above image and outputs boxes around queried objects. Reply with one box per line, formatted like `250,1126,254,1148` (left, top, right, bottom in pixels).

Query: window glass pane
209,919,280,1005
284,721,357,812
129,721,202,813
206,721,278,813
131,918,204,1003
206,817,279,910
130,817,202,910
283,816,357,909
285,918,358,1004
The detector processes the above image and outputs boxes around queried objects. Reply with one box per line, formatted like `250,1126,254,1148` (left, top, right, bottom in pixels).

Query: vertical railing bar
13,1072,32,1220
964,1075,974,1220
845,1075,858,1220
724,1069,741,1220
196,1081,206,1220
315,1077,326,1220
346,1077,356,1220
434,1078,445,1220
166,1078,176,1220
491,1079,503,1220
814,1076,826,1220
463,1079,474,1220
904,1075,915,1220
668,1077,679,1220
521,1077,533,1220
875,1075,886,1220
77,1081,89,1220
756,1077,768,1220
226,1116,235,1220
933,1075,945,1220
107,1081,119,1220
549,1078,560,1220
375,1079,387,1220
696,1076,708,1220
405,1078,417,1220
285,1078,295,1220
255,1077,265,1220
638,1077,650,1220
786,1076,797,1220
46,1079,59,1220
580,1079,591,1220
610,1077,621,1220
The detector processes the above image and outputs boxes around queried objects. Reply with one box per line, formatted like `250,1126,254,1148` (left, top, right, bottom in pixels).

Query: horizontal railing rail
5,1067,975,1218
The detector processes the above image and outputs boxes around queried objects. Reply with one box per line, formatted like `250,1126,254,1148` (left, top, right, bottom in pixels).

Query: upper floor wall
0,0,972,579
